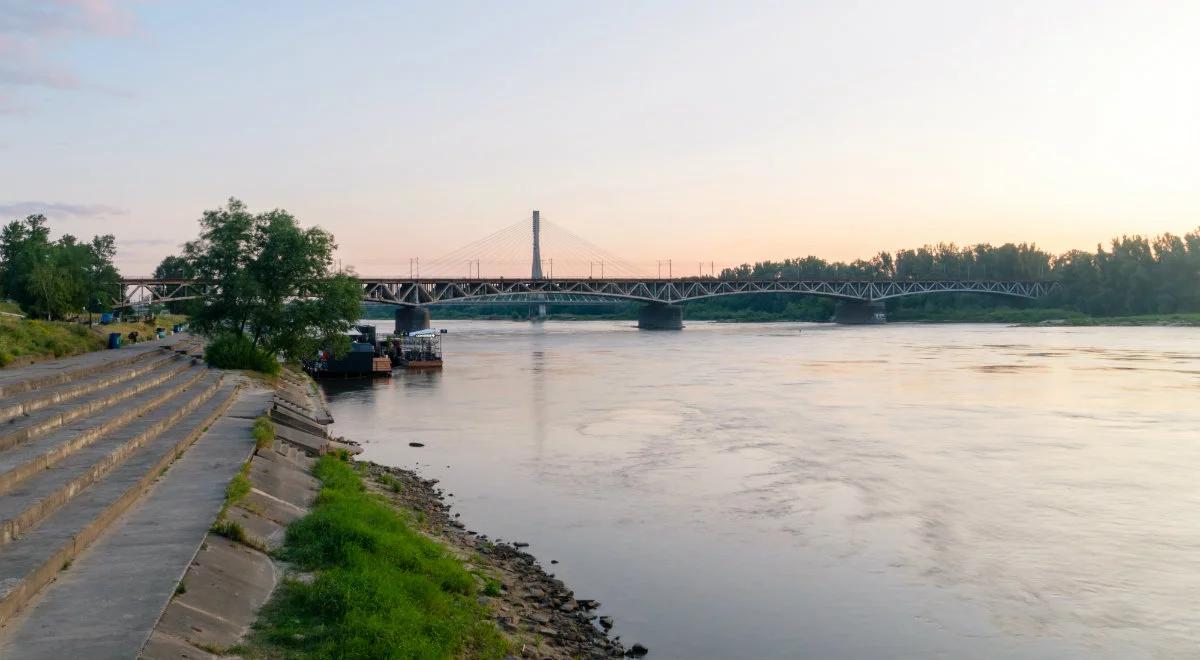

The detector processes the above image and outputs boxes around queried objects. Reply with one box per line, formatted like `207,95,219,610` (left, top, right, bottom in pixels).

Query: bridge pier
638,303,683,330
394,306,431,333
833,300,886,324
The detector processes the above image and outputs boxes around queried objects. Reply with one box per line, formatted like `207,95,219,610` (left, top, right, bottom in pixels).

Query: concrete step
0,386,270,660
0,353,197,452
0,379,242,625
0,370,223,544
0,349,183,424
0,364,211,496
0,334,192,400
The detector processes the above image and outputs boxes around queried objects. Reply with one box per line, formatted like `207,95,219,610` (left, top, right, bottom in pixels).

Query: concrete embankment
0,334,269,657
142,369,329,658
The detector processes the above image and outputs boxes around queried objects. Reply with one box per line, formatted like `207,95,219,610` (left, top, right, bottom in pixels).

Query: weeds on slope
244,454,510,659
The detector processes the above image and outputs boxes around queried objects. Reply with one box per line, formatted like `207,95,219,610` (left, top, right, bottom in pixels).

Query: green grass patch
204,333,280,374
211,519,248,544
252,416,276,450
245,455,510,659
0,317,105,367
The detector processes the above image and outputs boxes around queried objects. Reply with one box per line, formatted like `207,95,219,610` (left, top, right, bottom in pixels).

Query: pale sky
1,1,1197,277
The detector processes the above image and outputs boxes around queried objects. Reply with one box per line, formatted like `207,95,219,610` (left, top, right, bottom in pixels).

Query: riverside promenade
0,335,340,658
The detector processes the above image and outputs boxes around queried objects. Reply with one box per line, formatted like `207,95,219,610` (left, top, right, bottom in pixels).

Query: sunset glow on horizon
2,1,1197,276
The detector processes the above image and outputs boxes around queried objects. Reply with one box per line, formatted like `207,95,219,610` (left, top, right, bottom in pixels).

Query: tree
182,198,361,364
0,214,120,319
153,254,198,314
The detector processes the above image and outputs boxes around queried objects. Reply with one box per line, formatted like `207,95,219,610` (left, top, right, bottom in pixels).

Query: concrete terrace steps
0,378,243,624
0,363,211,495
0,349,184,425
0,369,224,544
0,387,271,660
0,334,195,399
0,353,200,452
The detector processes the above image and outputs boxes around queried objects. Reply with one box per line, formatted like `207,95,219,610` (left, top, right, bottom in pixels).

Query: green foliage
0,215,121,319
0,317,105,367
183,198,362,363
152,254,201,316
204,333,280,374
248,455,510,659
225,469,252,507
483,579,502,597
251,416,276,450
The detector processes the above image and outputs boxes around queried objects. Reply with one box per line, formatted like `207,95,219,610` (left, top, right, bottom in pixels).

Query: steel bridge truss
116,277,1052,308
114,279,209,309
359,278,1054,306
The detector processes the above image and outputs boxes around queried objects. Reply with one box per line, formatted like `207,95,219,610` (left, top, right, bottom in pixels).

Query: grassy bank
99,313,189,340
0,315,105,367
243,454,509,659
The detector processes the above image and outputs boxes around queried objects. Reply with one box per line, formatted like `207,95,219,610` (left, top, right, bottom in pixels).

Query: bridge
118,211,1053,329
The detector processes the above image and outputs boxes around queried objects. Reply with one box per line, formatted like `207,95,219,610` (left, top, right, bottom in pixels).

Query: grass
0,315,106,367
243,454,510,660
252,416,276,450
377,473,404,494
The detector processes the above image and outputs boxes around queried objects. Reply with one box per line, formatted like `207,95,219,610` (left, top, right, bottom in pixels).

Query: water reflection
323,321,1200,660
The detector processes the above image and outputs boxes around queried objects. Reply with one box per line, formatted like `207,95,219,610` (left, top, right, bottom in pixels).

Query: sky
1,0,1198,277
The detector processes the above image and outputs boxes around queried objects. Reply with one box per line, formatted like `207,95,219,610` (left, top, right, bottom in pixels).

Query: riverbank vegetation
243,454,509,659
176,198,361,372
0,312,105,366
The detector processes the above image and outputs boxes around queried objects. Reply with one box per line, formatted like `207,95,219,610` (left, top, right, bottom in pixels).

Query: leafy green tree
182,198,361,364
153,254,199,315
0,214,120,319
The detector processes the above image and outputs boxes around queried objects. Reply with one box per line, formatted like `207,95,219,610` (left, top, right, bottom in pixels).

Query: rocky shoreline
361,461,646,659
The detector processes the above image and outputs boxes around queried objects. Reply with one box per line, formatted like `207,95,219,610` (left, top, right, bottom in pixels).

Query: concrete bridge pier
833,300,887,324
394,306,431,333
638,303,683,330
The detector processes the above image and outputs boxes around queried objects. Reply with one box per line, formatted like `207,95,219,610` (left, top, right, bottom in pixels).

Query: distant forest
367,227,1200,322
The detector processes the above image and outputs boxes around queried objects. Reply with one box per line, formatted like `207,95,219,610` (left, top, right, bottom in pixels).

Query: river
321,320,1199,660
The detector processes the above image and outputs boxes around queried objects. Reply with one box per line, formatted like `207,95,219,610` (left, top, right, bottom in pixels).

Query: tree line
711,228,1200,316
0,215,121,320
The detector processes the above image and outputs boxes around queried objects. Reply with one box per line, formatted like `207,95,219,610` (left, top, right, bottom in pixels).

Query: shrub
204,333,280,374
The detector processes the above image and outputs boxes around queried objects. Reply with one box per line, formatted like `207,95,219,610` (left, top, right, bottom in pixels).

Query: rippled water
323,321,1200,660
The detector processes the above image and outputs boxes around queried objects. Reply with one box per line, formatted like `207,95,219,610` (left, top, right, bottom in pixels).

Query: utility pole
669,259,672,279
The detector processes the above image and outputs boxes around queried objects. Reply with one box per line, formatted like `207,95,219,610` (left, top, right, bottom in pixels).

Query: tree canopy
181,198,361,362
0,215,121,319
709,228,1200,317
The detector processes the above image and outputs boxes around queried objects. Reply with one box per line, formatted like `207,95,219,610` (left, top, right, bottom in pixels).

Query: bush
204,333,280,374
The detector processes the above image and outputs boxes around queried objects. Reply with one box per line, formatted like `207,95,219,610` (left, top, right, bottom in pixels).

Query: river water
322,321,1199,660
